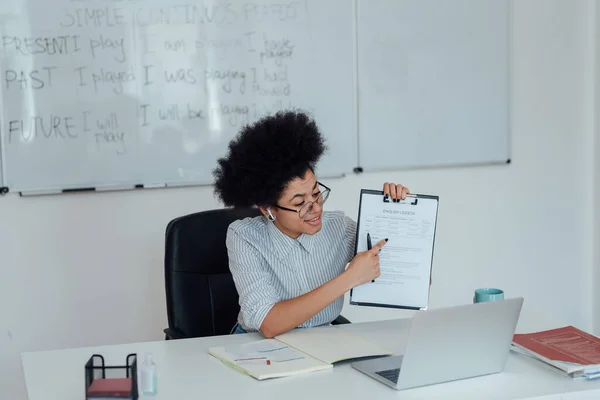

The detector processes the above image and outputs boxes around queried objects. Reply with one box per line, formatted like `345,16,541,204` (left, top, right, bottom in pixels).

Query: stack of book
511,325,600,380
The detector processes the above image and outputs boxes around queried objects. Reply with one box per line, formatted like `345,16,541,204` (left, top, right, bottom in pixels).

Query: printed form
350,191,439,309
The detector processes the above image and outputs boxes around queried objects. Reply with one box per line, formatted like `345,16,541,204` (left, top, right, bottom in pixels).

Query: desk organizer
85,353,138,399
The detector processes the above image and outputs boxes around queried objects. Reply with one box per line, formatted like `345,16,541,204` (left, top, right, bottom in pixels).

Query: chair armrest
164,327,188,340
332,315,351,325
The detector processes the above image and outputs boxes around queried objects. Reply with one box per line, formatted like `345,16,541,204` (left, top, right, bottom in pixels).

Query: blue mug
473,288,504,303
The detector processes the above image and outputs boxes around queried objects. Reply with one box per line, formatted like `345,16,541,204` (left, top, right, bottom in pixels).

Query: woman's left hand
383,182,410,202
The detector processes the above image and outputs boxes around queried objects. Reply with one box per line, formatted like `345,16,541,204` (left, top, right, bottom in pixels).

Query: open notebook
208,325,392,380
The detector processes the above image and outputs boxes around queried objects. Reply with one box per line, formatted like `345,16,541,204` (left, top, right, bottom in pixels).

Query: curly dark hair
213,110,326,208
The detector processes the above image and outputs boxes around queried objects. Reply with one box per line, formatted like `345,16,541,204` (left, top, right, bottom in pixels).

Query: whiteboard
356,0,511,171
0,0,356,193
0,0,15,194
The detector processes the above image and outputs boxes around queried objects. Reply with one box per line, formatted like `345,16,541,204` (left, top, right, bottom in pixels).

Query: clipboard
349,189,439,310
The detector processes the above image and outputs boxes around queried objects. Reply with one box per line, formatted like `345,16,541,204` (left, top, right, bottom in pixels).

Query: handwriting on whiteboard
1,1,311,156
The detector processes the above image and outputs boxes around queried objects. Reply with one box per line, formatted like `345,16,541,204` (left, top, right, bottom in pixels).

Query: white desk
22,319,600,400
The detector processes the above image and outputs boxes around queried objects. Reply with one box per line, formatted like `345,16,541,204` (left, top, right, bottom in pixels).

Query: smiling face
262,169,325,238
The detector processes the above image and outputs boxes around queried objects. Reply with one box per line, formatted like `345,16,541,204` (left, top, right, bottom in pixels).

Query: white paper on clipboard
350,190,439,310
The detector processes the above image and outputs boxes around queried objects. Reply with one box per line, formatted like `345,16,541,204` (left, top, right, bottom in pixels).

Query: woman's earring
267,208,276,222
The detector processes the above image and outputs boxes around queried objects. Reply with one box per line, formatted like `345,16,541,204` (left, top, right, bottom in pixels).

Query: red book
87,378,132,397
512,326,600,374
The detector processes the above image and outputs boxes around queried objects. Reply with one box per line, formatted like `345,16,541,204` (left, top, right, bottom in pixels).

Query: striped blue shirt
226,211,357,332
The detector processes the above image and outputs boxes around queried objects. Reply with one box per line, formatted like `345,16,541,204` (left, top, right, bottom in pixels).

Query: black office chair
163,208,350,340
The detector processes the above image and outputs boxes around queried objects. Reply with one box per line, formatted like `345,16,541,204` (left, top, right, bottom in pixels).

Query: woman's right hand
344,239,387,287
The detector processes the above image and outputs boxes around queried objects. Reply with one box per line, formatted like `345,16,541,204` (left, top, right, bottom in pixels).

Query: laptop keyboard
375,368,400,384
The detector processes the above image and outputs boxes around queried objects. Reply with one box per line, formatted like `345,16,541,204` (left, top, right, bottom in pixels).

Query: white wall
579,0,599,333
0,1,597,399
594,0,600,336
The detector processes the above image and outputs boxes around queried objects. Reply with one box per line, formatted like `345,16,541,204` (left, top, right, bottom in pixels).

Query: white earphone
267,208,276,222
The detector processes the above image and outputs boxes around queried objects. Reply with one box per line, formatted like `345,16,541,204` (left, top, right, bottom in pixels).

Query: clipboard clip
383,193,418,205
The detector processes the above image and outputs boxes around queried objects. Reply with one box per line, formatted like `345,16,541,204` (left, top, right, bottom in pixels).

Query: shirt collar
266,219,316,259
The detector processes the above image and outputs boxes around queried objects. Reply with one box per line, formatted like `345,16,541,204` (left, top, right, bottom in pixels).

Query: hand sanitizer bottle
140,352,157,396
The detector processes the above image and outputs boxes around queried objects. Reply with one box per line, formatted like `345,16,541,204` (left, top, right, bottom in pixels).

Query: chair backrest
164,207,262,338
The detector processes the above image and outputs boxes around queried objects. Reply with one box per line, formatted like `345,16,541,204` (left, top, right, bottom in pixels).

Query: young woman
213,110,410,338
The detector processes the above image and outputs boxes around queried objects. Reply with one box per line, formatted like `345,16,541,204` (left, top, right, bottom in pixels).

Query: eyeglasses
274,182,331,219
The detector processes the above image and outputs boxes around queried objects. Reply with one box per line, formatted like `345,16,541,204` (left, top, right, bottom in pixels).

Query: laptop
351,297,523,390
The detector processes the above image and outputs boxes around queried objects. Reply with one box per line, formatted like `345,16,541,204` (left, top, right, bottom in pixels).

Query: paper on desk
225,339,306,363
208,339,332,380
275,325,392,364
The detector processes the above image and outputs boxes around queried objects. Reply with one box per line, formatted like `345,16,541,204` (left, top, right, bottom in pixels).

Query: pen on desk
367,233,375,282
235,357,271,365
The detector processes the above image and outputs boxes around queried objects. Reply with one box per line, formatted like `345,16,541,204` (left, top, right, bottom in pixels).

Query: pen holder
85,353,138,399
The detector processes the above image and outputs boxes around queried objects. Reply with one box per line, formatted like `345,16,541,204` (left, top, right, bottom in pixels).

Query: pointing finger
369,238,388,255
